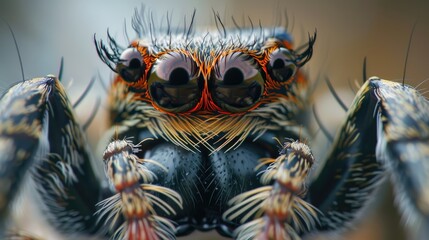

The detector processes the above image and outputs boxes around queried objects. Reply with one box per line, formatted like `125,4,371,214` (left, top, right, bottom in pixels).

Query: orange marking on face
114,40,308,116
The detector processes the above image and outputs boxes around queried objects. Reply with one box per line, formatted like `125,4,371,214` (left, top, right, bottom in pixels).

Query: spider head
96,28,315,152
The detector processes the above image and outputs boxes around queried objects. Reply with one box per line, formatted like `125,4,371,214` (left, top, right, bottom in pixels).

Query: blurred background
0,0,428,239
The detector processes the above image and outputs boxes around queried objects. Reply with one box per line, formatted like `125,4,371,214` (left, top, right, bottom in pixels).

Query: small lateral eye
116,48,145,83
147,52,201,113
268,48,297,82
210,52,264,113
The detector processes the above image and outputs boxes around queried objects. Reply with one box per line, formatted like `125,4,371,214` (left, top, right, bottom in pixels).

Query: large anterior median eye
148,52,200,113
116,47,145,83
210,52,264,113
268,48,297,82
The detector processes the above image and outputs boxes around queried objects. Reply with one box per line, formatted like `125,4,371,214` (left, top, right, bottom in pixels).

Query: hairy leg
0,76,106,237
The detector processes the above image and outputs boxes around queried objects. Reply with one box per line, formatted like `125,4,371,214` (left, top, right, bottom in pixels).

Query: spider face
95,25,316,235
98,28,315,150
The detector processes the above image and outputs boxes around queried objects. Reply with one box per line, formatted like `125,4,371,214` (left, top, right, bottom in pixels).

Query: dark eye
116,48,145,83
268,48,297,82
148,52,201,113
210,52,264,113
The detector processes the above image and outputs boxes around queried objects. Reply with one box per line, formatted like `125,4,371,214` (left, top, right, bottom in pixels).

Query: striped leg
99,139,183,240
224,140,318,239
0,76,104,236
309,78,429,232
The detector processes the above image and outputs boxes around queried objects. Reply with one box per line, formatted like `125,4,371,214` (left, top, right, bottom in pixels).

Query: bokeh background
0,0,428,239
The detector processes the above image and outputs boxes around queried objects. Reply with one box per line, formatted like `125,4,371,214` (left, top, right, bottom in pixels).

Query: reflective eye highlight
148,52,201,113
215,52,259,85
153,52,197,85
116,48,145,83
268,48,297,82
211,52,264,113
